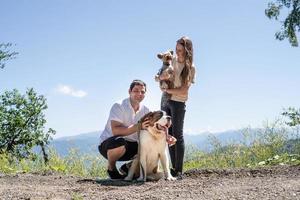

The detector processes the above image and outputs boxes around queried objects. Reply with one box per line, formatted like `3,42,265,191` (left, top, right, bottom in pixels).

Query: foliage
48,148,107,177
0,43,18,69
184,120,299,171
282,107,300,127
71,193,84,200
257,153,300,166
282,107,300,153
265,0,300,47
0,148,107,178
0,88,55,161
1,117,299,179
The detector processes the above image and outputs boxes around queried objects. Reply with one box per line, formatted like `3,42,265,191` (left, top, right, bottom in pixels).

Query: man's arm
111,120,139,136
111,119,150,136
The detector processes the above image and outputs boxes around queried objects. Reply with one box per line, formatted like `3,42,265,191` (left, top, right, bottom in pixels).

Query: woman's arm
155,73,169,82
163,82,191,96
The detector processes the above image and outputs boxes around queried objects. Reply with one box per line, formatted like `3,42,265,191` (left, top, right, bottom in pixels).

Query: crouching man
98,80,150,179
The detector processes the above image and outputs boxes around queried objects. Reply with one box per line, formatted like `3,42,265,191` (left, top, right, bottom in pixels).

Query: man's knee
107,145,126,158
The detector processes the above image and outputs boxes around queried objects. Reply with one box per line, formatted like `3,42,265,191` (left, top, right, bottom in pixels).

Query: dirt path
0,165,299,200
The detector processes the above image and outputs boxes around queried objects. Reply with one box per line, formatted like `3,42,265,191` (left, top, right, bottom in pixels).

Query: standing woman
157,36,196,177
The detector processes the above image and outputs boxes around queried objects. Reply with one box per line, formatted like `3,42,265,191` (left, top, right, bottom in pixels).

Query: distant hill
184,129,248,151
49,131,100,156
49,130,247,156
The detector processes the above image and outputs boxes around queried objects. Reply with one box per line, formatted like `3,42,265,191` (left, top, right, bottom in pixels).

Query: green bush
184,120,300,171
1,118,299,177
0,148,107,178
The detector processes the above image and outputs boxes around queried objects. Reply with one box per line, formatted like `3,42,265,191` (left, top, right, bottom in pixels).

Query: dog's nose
166,116,171,121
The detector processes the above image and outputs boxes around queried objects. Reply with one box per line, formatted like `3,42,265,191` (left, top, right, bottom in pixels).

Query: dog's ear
157,53,163,59
140,112,153,123
149,111,164,127
169,50,174,55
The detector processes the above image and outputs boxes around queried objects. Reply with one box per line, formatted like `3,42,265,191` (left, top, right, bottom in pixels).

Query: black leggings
161,95,186,173
98,136,138,161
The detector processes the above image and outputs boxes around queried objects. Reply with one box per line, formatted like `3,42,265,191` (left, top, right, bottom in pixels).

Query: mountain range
49,129,248,156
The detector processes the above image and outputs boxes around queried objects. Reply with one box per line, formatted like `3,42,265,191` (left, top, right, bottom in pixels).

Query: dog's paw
166,176,176,181
137,177,146,182
124,176,132,181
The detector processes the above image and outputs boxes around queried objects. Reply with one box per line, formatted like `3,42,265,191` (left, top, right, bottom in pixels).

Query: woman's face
176,43,186,62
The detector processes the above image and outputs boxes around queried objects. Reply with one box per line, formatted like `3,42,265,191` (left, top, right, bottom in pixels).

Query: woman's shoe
170,168,177,177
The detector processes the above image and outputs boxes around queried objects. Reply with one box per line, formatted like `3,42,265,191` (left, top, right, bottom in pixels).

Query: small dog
155,50,175,99
124,111,176,182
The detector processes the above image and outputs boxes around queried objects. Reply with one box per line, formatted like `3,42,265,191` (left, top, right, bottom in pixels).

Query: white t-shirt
99,98,150,145
170,56,196,102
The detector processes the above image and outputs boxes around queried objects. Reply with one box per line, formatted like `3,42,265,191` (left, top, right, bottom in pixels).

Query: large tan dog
124,111,176,182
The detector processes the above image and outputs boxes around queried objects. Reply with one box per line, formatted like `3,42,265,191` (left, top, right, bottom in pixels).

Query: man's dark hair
129,79,147,91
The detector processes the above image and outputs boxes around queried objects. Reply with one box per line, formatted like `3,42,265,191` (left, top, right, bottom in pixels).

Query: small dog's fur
124,111,176,182
155,50,175,99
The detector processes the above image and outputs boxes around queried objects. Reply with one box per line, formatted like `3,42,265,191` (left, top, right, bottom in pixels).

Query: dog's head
157,50,174,64
140,111,171,138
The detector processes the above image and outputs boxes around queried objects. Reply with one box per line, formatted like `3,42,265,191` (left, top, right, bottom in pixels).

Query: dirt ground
0,165,299,200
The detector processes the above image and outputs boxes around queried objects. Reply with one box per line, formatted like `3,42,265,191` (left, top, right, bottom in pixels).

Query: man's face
129,85,146,103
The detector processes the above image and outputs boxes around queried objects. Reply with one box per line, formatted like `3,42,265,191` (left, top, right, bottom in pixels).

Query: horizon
1,1,300,139
53,127,259,140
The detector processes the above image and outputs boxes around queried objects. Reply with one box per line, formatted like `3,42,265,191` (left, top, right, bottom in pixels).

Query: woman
156,36,196,177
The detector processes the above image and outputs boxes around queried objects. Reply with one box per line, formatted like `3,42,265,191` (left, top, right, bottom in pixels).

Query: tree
282,107,300,126
265,0,300,47
0,88,55,162
0,43,18,69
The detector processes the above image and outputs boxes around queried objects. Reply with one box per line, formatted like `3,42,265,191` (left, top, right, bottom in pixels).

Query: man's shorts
98,136,138,161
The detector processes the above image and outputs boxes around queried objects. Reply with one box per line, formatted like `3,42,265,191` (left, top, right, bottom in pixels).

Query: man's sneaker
107,168,126,179
119,161,132,175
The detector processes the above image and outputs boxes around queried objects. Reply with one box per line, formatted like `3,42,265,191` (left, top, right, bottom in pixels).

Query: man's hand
139,118,150,130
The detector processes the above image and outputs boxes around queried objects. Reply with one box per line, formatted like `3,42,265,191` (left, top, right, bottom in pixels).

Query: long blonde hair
177,36,193,86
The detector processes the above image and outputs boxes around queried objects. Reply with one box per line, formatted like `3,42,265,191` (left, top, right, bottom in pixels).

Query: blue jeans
161,94,186,173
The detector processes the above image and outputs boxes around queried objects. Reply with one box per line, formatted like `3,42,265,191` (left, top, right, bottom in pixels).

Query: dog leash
136,120,146,179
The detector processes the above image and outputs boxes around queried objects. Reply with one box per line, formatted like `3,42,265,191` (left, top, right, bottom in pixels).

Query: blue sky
1,0,299,138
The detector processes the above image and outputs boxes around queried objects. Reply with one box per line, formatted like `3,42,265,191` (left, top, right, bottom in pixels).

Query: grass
184,121,300,171
1,121,299,177
0,148,107,178
71,193,83,200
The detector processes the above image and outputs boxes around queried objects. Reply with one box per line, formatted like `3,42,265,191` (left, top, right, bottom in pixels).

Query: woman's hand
160,87,169,93
154,75,160,82
155,74,169,82
159,73,169,80
167,135,177,146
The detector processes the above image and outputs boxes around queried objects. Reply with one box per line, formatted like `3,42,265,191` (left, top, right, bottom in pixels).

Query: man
98,79,150,179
